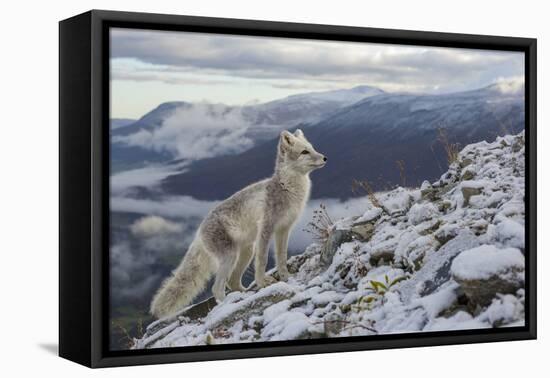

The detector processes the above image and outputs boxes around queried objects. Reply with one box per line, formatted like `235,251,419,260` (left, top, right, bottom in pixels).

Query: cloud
131,215,183,237
111,195,220,218
111,28,524,95
110,241,163,300
491,75,525,95
112,103,254,160
111,163,188,195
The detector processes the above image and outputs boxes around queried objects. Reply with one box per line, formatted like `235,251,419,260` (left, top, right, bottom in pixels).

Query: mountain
110,118,136,130
112,102,192,137
159,83,524,200
110,86,384,171
110,102,192,171
134,132,525,348
242,85,384,142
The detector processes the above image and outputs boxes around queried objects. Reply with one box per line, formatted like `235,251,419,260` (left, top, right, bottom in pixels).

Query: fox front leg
254,222,275,288
274,227,290,282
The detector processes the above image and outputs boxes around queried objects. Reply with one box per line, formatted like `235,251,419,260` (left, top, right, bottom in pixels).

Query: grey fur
150,129,326,319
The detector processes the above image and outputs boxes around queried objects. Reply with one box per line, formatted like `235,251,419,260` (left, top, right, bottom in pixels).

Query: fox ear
280,130,294,145
279,130,294,153
294,129,304,139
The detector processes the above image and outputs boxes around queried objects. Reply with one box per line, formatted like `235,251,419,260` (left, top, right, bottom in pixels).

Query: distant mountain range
110,86,384,171
111,82,524,199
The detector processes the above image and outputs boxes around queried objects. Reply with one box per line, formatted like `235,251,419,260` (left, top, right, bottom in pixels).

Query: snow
261,311,312,341
263,300,292,324
378,187,414,214
451,245,524,281
311,291,344,306
408,203,438,225
412,281,459,318
494,218,525,249
355,207,383,223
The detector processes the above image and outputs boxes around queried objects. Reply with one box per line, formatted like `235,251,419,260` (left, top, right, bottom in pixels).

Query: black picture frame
59,9,537,368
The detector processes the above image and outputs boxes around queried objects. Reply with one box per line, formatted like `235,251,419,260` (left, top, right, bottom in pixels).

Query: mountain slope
160,84,524,200
135,131,525,348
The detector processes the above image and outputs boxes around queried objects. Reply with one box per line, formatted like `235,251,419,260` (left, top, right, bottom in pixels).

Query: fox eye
301,150,309,155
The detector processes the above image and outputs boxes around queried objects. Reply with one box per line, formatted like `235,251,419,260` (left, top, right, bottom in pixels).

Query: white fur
150,129,326,318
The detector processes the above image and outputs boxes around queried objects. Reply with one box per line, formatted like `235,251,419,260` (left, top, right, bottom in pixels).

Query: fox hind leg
212,251,238,303
228,244,254,292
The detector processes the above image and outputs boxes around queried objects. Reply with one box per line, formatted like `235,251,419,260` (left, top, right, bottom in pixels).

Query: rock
408,203,438,225
459,158,473,168
461,183,483,206
420,181,438,201
379,187,414,216
323,312,346,336
461,169,475,181
354,208,383,224
207,283,296,329
438,200,453,213
418,220,442,236
512,136,524,152
142,296,218,339
413,230,479,298
286,252,311,274
369,249,395,266
455,275,523,308
451,245,524,307
320,229,359,267
434,224,459,246
351,222,375,241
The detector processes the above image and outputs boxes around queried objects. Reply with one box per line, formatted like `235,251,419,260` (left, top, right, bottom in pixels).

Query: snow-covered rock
451,245,524,306
134,132,526,349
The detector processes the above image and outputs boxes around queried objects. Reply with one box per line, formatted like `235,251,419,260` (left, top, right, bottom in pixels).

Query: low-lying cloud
111,163,188,195
113,103,254,160
131,215,183,237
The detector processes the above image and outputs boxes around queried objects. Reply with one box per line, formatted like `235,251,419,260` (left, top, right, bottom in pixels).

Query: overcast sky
110,28,524,119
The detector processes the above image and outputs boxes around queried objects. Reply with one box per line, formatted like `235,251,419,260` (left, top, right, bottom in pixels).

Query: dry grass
304,203,334,244
351,179,382,208
112,318,144,350
395,159,406,187
112,321,136,349
436,127,461,164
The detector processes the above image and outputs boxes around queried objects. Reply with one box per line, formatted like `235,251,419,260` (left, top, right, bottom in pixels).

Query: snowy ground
135,132,526,349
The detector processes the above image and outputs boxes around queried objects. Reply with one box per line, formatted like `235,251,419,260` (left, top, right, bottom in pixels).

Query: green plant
349,274,407,313
368,274,407,295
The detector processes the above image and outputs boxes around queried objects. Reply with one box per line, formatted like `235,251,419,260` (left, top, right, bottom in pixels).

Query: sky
110,28,525,119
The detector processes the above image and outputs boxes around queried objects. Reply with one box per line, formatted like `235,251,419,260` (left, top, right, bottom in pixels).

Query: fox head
277,129,327,174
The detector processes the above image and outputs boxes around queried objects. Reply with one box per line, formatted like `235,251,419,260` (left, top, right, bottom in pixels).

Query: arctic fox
150,129,327,319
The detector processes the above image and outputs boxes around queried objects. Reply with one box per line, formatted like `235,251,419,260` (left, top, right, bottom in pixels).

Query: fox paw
277,269,290,282
255,275,277,289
